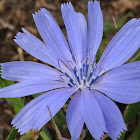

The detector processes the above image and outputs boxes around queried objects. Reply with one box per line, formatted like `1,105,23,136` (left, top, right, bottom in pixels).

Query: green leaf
38,127,52,140
6,128,18,140
54,110,65,127
131,119,140,140
118,131,126,140
0,77,24,114
130,49,140,62
0,67,22,139
120,103,140,140
53,109,68,133
0,65,14,88
6,98,24,114
38,131,51,140
0,78,14,88
119,103,140,140
124,102,140,123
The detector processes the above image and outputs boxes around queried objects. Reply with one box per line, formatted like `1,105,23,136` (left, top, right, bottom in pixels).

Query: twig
45,123,70,138
112,16,118,29
41,0,57,10
101,133,108,140
0,126,3,140
47,105,63,140
0,18,14,30
0,0,6,12
33,130,40,140
79,128,87,140
17,47,24,61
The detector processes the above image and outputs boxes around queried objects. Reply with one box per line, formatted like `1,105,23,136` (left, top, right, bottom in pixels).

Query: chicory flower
0,1,140,140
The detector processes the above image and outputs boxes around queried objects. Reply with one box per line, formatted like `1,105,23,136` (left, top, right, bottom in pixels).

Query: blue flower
0,1,140,140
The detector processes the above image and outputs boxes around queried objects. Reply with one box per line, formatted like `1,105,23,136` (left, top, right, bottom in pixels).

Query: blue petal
63,138,68,140
33,9,73,67
77,12,87,61
14,28,59,69
0,80,68,98
88,1,103,64
1,61,59,82
66,91,84,140
81,89,106,140
61,3,84,66
93,90,127,140
93,61,140,104
11,87,78,135
96,18,140,75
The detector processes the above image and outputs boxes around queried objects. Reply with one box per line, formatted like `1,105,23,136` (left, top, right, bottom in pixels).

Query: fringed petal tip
32,8,47,17
0,64,6,79
0,63,3,72
88,0,100,5
14,32,22,40
13,27,30,41
111,126,127,140
32,7,57,21
101,119,127,140
0,62,8,82
12,123,40,136
100,128,127,140
61,1,72,6
99,132,107,140
14,32,28,43
12,112,42,135
61,2,74,11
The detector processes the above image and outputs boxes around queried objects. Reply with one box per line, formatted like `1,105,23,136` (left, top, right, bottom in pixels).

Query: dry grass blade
47,105,63,140
41,0,56,10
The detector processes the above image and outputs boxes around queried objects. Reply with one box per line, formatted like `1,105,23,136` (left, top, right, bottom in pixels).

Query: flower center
63,62,98,91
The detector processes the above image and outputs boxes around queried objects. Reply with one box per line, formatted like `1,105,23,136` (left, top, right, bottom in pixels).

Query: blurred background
0,0,140,140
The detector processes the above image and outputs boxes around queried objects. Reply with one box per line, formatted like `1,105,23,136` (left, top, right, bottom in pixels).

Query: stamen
85,64,89,77
68,83,73,87
80,68,83,80
87,72,93,82
69,79,75,85
84,78,86,85
65,73,71,79
62,58,98,91
59,74,65,81
57,58,62,69
83,63,85,73
67,60,73,65
89,79,95,86
65,73,75,85
89,76,98,86
93,54,97,67
73,67,80,85
79,88,81,91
